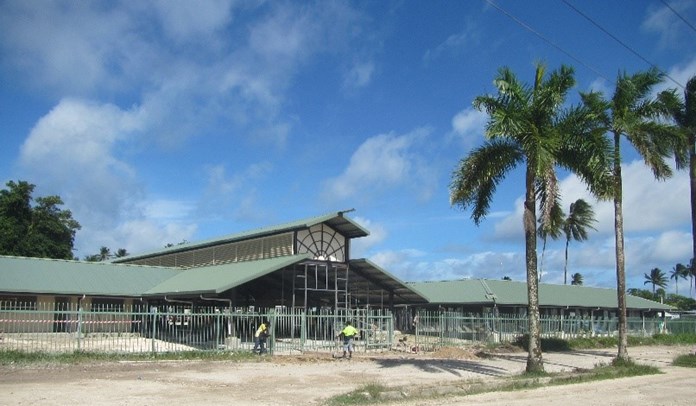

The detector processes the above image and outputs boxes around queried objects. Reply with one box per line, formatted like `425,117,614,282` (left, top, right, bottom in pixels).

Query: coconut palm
98,246,111,261
667,76,696,270
570,272,583,285
644,267,668,297
670,263,689,295
451,63,610,373
562,199,596,285
581,68,681,361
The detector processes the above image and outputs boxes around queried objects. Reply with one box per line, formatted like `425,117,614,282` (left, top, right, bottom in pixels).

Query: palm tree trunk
524,166,544,372
564,238,570,285
613,134,629,361
539,238,547,282
689,132,696,278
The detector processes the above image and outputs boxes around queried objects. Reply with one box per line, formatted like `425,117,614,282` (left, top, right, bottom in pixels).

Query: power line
660,0,696,34
561,0,686,91
483,0,611,84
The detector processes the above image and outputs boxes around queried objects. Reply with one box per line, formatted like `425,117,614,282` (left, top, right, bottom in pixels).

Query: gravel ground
0,345,693,405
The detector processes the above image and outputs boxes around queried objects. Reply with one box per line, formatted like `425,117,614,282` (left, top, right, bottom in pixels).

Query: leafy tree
644,267,668,296
502,276,512,281
0,180,80,260
562,199,596,285
664,293,696,310
667,76,696,272
581,68,681,361
670,263,689,295
450,63,609,373
626,288,654,300
570,272,584,285
114,248,129,258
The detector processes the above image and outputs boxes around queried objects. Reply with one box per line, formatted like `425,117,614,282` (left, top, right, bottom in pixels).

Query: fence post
150,307,157,354
300,310,307,351
439,311,444,347
269,310,276,355
77,304,83,351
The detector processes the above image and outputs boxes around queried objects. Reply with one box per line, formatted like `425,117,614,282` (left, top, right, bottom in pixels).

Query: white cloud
492,159,690,241
343,61,375,89
199,162,273,222
423,22,480,63
642,0,695,49
150,0,235,43
16,98,200,257
350,216,387,258
448,108,487,149
321,128,437,203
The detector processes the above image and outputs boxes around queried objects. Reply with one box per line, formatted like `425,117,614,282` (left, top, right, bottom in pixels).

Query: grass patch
325,383,390,406
673,353,696,367
0,349,260,366
324,358,661,405
511,333,696,352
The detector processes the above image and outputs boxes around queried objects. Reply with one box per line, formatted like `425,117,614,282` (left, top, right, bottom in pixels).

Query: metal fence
409,310,696,351
1,302,694,355
0,302,393,355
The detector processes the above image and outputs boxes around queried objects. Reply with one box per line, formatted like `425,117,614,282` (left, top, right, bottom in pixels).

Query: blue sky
1,1,695,294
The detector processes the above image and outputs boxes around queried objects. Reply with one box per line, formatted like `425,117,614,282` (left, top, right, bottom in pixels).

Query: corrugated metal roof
143,254,311,296
409,279,672,310
348,259,428,304
114,210,368,264
0,255,178,297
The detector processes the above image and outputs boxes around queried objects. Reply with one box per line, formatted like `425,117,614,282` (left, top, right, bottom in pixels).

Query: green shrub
673,353,696,367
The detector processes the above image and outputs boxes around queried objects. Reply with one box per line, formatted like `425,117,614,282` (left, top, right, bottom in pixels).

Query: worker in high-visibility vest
337,320,358,359
253,319,270,354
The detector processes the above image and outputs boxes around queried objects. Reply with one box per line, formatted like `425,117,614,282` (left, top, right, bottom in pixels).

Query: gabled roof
349,259,428,304
144,254,311,296
409,279,672,310
113,210,368,264
0,254,312,298
0,255,179,297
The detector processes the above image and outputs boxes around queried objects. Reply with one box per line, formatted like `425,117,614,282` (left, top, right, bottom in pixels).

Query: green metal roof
113,210,368,264
348,259,428,304
144,254,311,296
0,255,179,297
409,279,673,310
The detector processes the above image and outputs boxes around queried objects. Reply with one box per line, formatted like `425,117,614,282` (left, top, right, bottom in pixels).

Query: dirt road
0,345,693,405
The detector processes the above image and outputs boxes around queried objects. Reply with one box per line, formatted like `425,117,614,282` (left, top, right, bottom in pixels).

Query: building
0,210,670,322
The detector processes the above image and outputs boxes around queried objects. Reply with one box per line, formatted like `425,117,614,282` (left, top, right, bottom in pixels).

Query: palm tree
98,246,111,261
451,63,609,373
670,263,689,295
644,267,668,297
581,68,680,361
570,272,583,285
114,248,129,258
562,199,596,285
667,76,696,272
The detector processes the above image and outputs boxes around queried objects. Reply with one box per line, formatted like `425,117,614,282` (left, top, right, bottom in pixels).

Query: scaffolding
291,261,350,311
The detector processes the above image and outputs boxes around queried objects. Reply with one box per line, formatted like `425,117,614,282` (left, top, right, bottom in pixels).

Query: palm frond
450,139,524,225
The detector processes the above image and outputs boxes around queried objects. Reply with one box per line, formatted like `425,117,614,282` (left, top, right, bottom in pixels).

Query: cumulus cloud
448,108,487,149
350,216,387,258
321,128,437,203
492,159,690,242
17,98,198,255
370,248,525,282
